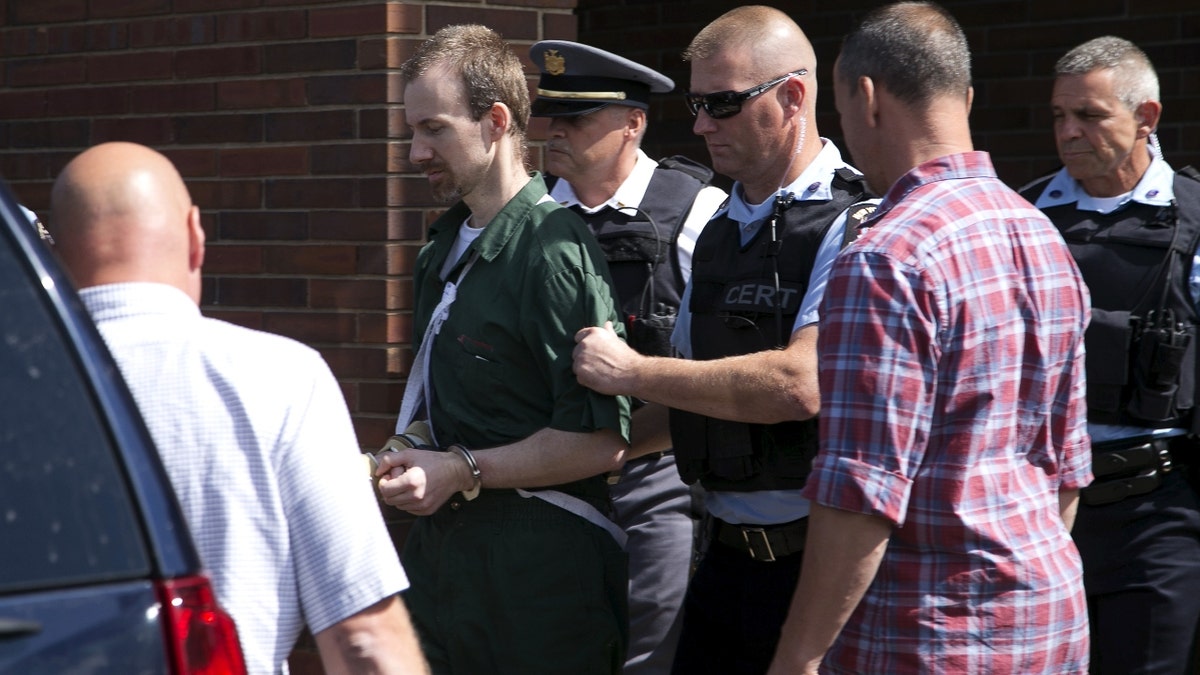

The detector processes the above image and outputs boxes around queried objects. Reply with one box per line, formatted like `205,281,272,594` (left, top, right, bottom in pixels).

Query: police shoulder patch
840,200,879,248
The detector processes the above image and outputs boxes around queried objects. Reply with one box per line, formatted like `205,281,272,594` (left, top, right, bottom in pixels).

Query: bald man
571,7,876,674
47,142,429,675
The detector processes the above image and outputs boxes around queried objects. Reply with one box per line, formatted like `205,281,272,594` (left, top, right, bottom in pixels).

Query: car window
0,232,150,594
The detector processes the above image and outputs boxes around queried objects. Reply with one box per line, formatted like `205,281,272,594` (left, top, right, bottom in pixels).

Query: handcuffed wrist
447,444,481,501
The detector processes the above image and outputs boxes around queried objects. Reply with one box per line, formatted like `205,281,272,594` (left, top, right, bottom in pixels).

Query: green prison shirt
411,173,631,494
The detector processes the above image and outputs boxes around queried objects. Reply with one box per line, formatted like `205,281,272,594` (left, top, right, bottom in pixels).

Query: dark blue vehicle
0,186,246,674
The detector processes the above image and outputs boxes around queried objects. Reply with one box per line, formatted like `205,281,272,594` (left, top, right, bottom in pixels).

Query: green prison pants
401,488,629,675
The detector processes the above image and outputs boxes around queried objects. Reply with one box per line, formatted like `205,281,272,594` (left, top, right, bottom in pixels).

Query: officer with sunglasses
572,7,876,675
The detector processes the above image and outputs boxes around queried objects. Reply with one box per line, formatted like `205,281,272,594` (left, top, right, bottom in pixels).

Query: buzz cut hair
1055,36,1159,112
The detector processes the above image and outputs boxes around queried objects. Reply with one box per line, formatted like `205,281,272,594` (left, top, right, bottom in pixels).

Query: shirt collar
428,173,551,265
1034,153,1175,213
872,151,997,224
79,282,201,322
724,139,853,231
549,149,657,213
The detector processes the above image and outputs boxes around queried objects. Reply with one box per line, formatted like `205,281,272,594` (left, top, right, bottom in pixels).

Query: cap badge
544,49,566,76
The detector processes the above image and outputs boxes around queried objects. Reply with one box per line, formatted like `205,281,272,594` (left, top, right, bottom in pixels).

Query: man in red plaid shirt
769,3,1092,673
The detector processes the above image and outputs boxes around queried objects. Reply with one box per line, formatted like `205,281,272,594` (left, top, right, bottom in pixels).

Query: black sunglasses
684,69,808,120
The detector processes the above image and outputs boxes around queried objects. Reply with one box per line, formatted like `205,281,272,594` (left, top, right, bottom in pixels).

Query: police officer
1020,36,1200,675
530,40,727,675
572,8,876,675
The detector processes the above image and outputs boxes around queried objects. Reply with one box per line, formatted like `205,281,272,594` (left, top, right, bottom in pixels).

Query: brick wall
577,0,1200,190
0,0,576,456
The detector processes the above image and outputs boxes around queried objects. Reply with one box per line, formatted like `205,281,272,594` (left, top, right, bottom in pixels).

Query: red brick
174,0,261,10
309,209,426,242
360,108,410,140
262,312,357,343
264,244,357,275
8,119,88,148
130,83,215,113
43,84,126,115
307,72,391,104
90,0,170,18
265,110,356,142
319,345,400,379
386,177,434,208
2,27,47,56
85,22,130,51
264,40,358,74
10,0,86,24
0,150,64,181
310,278,398,309
358,37,409,70
220,146,310,177
212,277,308,308
308,5,389,38
176,45,262,78
357,381,407,415
202,308,263,330
161,147,219,177
8,57,87,87
203,244,264,274
216,9,307,42
174,113,264,144
311,143,386,174
358,312,413,344
217,78,307,110
427,6,541,40
88,51,174,83
353,415,407,455
130,16,214,48
356,243,419,275
188,179,264,210
90,116,174,145
217,211,308,241
492,0,574,9
544,12,578,41
0,91,46,119
266,177,358,209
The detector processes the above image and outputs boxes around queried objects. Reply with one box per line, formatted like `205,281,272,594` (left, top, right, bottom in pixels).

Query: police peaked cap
529,40,674,117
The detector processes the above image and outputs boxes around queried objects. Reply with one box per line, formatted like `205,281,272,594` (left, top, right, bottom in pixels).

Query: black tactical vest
548,156,714,356
671,169,873,491
1021,169,1200,431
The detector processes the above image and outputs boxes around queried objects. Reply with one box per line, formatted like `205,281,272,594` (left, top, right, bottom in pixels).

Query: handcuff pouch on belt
1081,439,1175,506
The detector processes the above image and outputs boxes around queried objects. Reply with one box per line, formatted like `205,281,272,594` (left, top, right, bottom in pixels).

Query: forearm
471,427,627,489
769,503,892,674
631,327,820,424
315,596,430,675
628,402,672,459
1059,487,1080,531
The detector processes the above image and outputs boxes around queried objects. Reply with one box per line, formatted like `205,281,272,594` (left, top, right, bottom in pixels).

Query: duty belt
713,516,808,562
1081,436,1189,507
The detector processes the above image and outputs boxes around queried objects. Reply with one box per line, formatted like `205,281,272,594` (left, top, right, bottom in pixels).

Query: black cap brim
531,99,614,117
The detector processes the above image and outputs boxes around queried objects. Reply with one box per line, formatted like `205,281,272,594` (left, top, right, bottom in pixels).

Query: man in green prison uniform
374,24,632,675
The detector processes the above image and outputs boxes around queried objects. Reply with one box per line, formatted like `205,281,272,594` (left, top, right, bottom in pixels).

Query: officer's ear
1134,99,1162,140
624,107,646,140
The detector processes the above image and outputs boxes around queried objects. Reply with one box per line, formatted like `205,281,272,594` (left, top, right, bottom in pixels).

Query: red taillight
156,575,248,675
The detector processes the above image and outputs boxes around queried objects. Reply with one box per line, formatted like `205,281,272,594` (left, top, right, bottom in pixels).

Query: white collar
548,149,657,214
1035,153,1176,214
725,139,855,229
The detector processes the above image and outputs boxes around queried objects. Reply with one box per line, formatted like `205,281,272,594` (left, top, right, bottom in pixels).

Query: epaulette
657,155,714,185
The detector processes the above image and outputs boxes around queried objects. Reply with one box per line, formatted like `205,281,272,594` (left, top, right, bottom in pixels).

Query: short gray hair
1055,36,1159,112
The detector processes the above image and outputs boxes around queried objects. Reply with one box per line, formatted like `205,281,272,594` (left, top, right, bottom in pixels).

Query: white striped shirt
81,282,408,675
